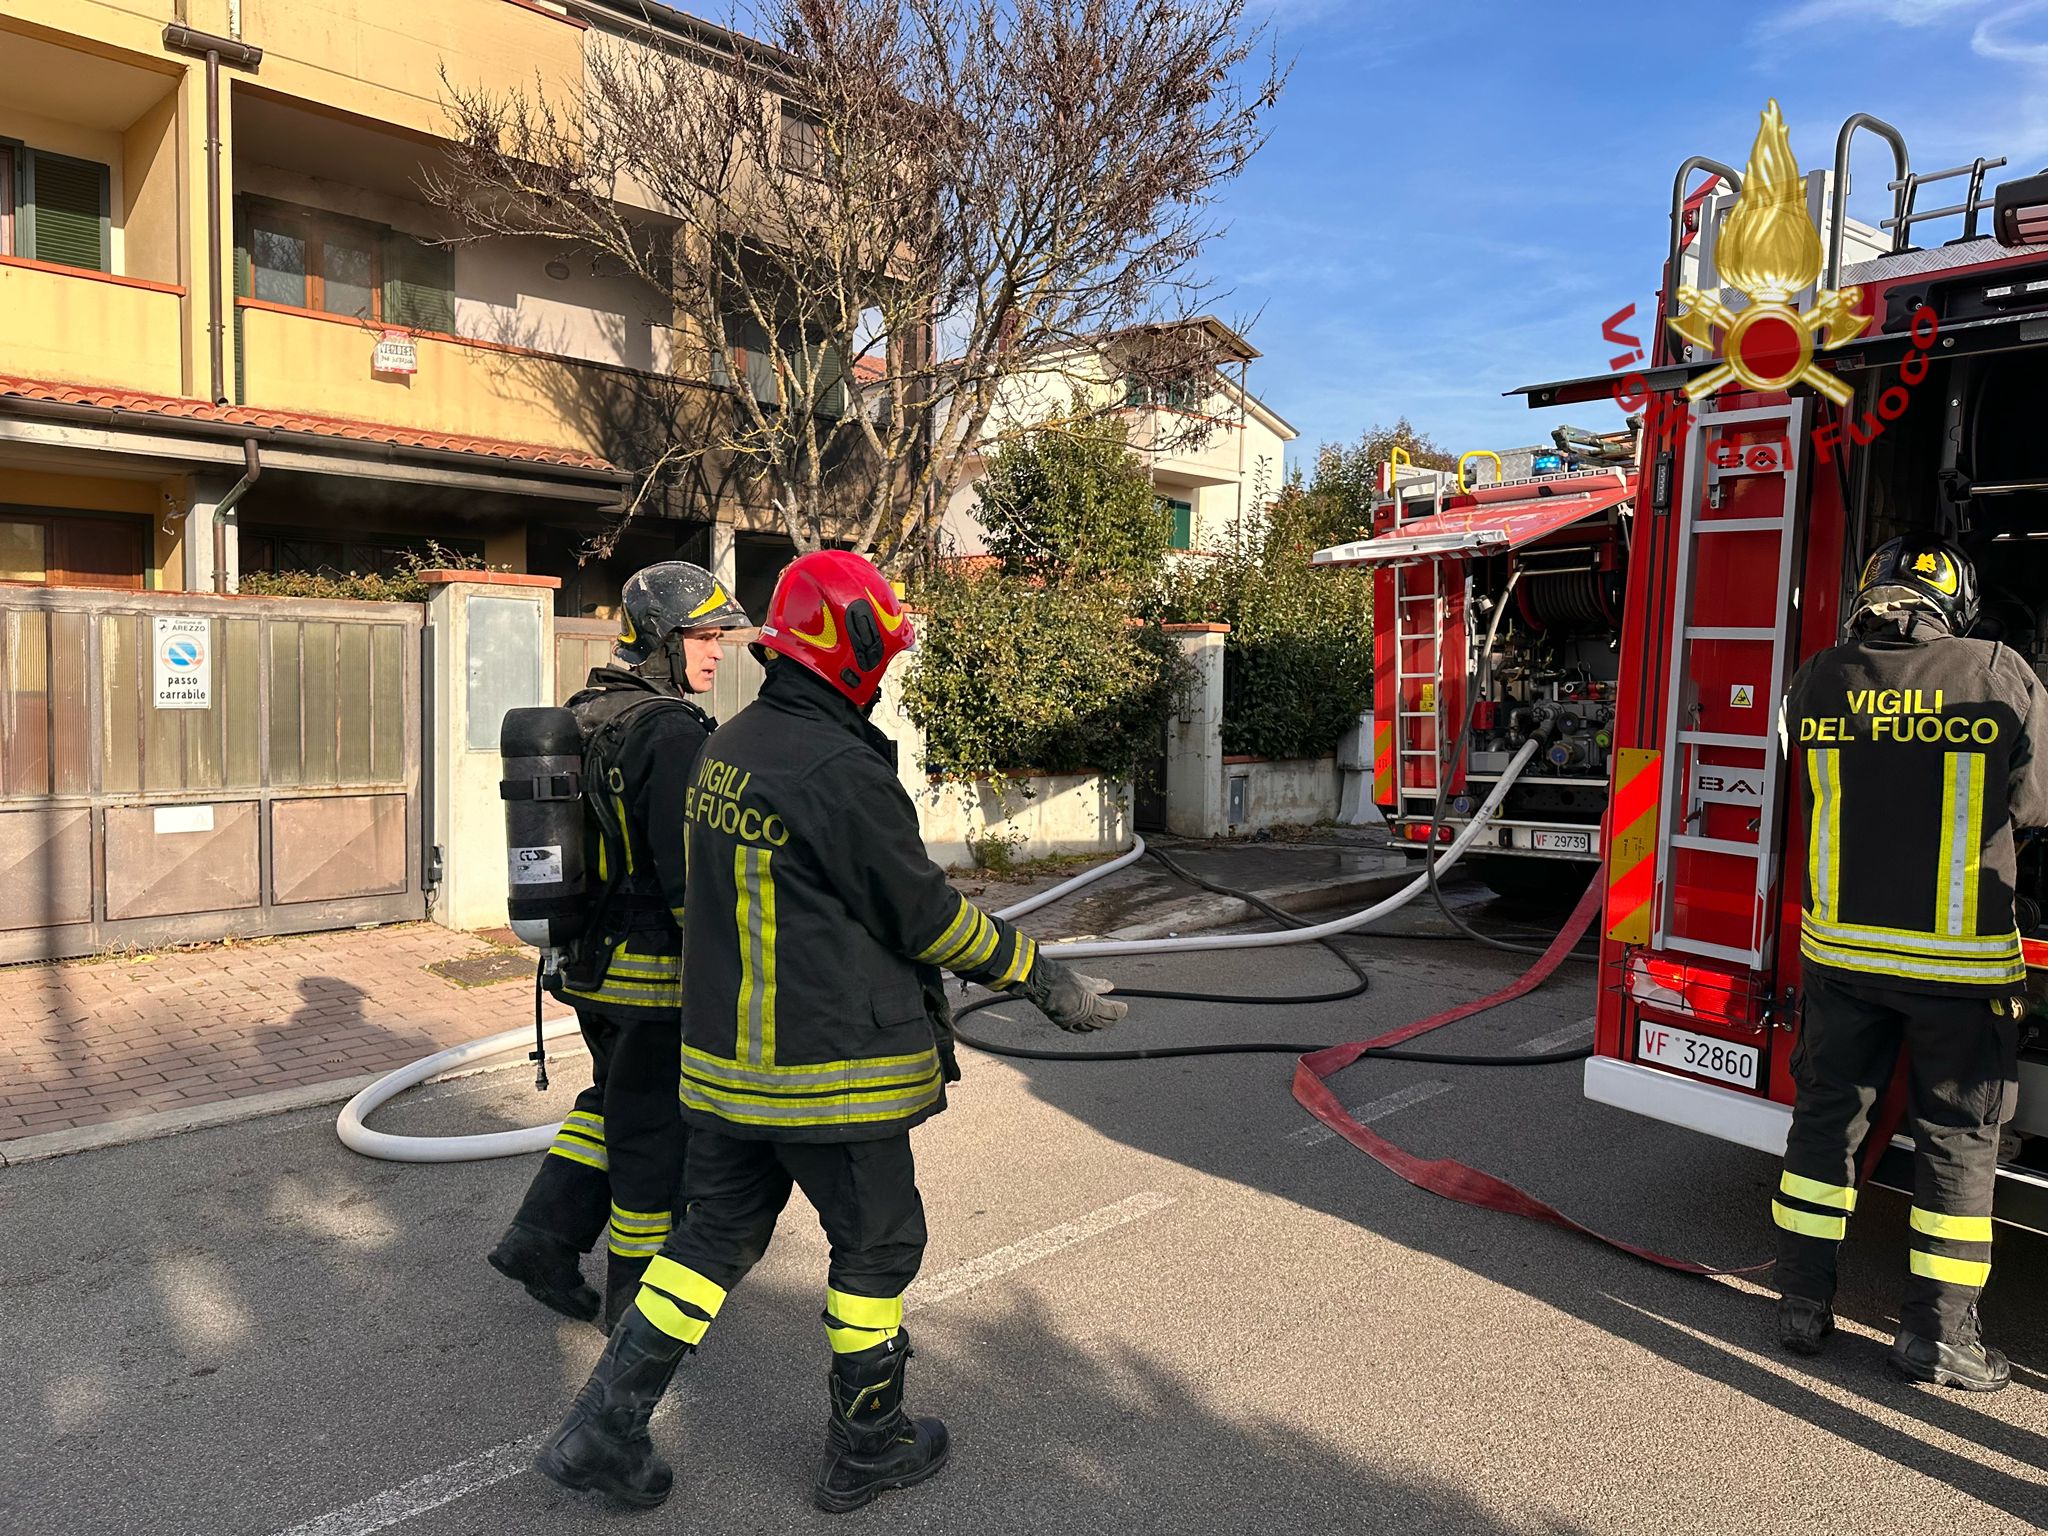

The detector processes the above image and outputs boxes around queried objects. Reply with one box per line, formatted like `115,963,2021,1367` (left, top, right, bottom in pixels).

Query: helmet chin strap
633,631,706,696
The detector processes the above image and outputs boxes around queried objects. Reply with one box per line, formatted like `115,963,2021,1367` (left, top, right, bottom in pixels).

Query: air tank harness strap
1291,878,1772,1278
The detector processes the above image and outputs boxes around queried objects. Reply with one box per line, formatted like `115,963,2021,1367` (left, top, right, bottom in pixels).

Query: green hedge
237,545,488,604
901,570,1187,785
1161,489,1373,760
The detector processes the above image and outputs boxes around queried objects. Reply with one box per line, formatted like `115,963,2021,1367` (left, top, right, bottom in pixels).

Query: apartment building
940,318,1298,561
0,0,841,614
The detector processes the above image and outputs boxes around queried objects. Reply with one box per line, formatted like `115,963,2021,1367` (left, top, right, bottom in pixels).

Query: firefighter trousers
622,1131,927,1355
1774,965,2020,1342
509,1005,689,1291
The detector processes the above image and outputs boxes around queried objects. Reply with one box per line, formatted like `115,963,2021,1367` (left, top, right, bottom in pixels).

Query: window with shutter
0,151,14,258
1164,498,1194,551
382,233,455,333
22,151,109,273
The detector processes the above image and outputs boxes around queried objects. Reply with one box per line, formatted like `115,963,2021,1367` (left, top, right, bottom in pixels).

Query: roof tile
0,373,620,474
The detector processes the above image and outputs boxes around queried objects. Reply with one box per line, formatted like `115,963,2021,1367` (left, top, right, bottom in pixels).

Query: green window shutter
382,233,455,333
1166,499,1193,550
23,151,108,272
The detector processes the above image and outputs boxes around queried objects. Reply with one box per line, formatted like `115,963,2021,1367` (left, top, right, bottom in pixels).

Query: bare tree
427,0,1282,571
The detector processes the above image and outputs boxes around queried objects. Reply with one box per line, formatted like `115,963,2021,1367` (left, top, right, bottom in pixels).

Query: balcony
1121,401,1250,488
238,300,630,455
0,260,186,397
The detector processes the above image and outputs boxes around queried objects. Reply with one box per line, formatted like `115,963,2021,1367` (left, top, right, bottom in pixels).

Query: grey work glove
1017,956,1128,1032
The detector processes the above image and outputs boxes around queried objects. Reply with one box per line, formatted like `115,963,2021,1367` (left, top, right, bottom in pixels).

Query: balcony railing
236,300,656,459
0,258,186,398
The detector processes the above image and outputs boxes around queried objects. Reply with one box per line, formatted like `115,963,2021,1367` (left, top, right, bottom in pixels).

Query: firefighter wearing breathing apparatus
1775,534,2048,1391
488,561,750,1331
532,549,1128,1514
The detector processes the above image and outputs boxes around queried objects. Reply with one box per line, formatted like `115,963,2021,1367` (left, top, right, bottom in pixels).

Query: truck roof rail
1662,157,1744,349
1824,113,1910,290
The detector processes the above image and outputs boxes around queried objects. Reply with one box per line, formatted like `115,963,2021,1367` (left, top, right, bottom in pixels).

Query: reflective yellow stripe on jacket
683,844,943,1129
560,939,683,1011
1800,748,2023,987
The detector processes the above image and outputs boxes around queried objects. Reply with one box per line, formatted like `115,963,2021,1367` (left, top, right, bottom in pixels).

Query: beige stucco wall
0,262,186,395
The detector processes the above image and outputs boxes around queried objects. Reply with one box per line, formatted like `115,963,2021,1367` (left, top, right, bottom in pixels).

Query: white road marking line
269,1434,548,1536
1519,1015,1596,1055
911,1191,1176,1307
262,1191,1176,1536
1288,1079,1453,1147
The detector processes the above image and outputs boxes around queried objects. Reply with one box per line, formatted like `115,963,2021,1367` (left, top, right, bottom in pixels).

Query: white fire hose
335,740,1542,1161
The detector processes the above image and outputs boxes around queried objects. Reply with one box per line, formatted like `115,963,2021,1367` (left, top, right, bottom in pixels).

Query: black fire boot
604,1254,652,1333
1776,1295,1834,1357
535,1309,689,1506
813,1329,950,1514
1889,1331,2012,1392
489,1223,600,1324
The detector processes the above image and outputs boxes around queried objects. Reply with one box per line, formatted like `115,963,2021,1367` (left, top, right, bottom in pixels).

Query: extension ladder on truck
1392,555,1446,814
1645,397,1812,969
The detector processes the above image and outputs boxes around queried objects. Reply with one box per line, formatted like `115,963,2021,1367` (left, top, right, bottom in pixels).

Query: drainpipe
210,439,261,593
162,26,262,407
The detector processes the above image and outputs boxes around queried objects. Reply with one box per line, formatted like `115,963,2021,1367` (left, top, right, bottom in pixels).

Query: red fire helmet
756,550,916,708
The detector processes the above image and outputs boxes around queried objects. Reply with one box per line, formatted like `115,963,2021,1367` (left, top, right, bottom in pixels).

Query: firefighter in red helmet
1775,533,2048,1391
533,549,1126,1512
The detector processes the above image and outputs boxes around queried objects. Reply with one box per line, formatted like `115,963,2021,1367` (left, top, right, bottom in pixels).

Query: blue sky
1216,0,2048,470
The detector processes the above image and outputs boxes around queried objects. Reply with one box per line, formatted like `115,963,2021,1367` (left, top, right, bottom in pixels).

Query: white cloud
1756,0,1985,41
1975,0,2048,63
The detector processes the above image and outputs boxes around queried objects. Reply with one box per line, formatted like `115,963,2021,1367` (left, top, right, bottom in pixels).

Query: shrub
971,421,1171,587
237,544,489,603
901,569,1188,787
1160,480,1374,760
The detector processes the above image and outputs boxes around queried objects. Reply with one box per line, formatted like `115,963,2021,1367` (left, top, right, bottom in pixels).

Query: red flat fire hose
1291,878,1778,1276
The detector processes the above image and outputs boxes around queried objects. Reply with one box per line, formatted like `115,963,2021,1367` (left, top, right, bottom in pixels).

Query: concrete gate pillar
1163,623,1228,839
423,570,561,932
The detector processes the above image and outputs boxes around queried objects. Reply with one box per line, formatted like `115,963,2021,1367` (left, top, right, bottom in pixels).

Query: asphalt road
5,888,2047,1536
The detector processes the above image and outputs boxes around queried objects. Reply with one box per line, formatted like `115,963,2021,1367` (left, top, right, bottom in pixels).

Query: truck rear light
1995,172,2048,247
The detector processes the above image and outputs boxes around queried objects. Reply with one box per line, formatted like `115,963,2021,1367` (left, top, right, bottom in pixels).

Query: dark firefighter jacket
1783,614,2048,995
551,666,714,1016
679,662,1041,1141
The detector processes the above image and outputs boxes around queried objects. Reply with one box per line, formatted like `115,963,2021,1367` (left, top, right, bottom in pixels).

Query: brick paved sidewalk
0,924,540,1146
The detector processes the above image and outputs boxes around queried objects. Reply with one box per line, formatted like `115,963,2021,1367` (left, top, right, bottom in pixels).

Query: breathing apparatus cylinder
500,706,588,1091
498,706,588,960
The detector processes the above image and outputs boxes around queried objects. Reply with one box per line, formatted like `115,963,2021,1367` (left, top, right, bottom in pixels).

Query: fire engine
1314,430,1640,901
1506,111,2048,1228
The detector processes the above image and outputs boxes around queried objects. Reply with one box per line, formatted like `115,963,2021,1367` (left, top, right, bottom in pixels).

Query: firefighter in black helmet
489,561,750,1330
531,550,1127,1513
1774,533,2048,1390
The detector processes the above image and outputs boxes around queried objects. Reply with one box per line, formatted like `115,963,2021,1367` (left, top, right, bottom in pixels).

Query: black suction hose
949,843,1594,1067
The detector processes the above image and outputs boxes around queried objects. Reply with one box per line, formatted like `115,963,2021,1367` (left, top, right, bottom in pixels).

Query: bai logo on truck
1602,99,1939,465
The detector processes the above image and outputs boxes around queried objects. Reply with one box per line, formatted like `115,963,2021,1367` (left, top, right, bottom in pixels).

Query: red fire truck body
1514,118,2048,1228
1316,457,1638,900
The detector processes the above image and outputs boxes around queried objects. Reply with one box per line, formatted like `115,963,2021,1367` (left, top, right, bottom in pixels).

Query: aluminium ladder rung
1661,935,1765,967
1684,625,1777,642
1677,730,1772,749
1397,711,1436,719
1671,833,1762,858
1696,517,1790,533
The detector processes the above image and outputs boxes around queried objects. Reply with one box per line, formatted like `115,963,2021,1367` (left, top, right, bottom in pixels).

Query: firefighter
531,549,1127,1512
1774,534,2048,1391
488,561,751,1331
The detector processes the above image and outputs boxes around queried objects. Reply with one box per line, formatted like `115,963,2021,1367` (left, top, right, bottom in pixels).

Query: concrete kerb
0,1040,583,1168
